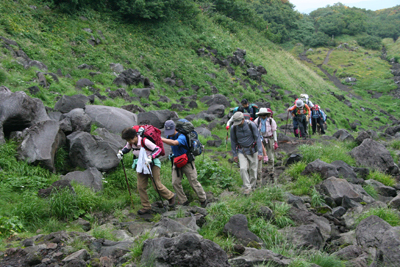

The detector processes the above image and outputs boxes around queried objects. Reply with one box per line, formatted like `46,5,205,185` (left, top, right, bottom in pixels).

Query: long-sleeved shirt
230,120,263,157
121,135,161,159
253,117,278,143
289,104,311,116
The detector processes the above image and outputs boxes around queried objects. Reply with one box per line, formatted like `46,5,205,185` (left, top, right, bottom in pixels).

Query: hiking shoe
137,208,152,215
181,200,190,206
168,194,176,207
200,200,208,208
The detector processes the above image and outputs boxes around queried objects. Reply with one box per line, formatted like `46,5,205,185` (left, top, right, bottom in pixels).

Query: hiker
226,106,251,130
299,94,314,108
240,99,259,120
230,112,263,194
254,108,278,184
288,100,311,139
310,104,327,135
117,127,176,215
161,120,208,208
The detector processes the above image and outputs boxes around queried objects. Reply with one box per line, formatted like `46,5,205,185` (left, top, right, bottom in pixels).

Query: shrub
50,187,82,221
367,170,396,187
0,69,7,83
0,216,24,237
197,159,234,190
356,35,382,50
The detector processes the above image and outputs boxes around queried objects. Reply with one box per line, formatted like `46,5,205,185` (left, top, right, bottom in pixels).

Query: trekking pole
226,130,229,151
284,111,289,135
146,164,165,208
121,160,135,209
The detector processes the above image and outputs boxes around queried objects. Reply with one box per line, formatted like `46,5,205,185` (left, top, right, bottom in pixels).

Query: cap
232,112,244,126
256,107,271,116
164,120,176,136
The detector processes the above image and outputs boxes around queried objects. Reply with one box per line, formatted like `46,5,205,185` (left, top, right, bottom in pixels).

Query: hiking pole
284,111,289,135
121,160,135,209
146,163,165,209
226,130,229,151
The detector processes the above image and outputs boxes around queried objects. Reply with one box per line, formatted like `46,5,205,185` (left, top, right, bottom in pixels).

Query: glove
263,156,268,163
226,125,230,130
145,156,152,165
274,142,278,150
117,150,123,160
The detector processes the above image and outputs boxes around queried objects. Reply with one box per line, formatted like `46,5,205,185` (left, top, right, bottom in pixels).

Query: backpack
249,104,259,118
132,125,165,157
176,119,204,157
233,120,257,149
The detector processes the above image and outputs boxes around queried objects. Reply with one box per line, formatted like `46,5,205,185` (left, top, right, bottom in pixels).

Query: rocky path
323,49,334,65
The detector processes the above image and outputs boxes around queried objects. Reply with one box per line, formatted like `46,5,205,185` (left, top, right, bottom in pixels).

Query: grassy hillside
1,1,400,265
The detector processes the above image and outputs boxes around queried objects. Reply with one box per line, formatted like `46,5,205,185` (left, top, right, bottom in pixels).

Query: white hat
256,108,271,115
296,99,304,108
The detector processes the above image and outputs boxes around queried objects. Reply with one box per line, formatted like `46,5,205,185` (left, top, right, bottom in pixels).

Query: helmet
296,99,304,108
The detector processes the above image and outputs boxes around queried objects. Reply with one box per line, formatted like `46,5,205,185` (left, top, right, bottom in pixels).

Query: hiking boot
168,193,176,207
181,200,190,206
137,208,152,215
200,200,208,208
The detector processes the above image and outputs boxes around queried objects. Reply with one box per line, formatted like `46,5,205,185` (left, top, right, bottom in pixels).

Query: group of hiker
117,95,327,214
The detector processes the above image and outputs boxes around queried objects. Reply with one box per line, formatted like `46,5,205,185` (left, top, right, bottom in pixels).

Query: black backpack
176,119,204,157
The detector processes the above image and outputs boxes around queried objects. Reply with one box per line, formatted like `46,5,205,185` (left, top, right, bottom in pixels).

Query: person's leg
266,137,275,174
257,139,267,187
137,172,151,210
298,116,305,137
312,118,317,134
318,118,326,134
149,165,174,200
247,153,258,190
293,117,299,138
238,153,251,190
182,162,207,202
172,165,187,204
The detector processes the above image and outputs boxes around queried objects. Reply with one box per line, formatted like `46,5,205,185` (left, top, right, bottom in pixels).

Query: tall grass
355,208,400,227
367,170,396,187
298,142,356,165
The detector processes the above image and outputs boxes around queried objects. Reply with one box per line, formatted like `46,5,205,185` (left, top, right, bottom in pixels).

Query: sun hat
256,108,271,116
232,112,244,126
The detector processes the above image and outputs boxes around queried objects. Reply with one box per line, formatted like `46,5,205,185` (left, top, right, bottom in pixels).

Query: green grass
389,140,400,150
367,170,396,187
355,208,400,227
383,37,400,62
298,142,356,165
363,184,378,199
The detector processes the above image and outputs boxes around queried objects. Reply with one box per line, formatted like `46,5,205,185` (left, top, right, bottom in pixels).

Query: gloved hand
263,155,268,163
117,150,124,160
138,127,145,136
145,156,152,166
274,142,278,150
226,125,230,130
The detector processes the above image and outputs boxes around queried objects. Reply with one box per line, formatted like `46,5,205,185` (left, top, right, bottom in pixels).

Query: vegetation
366,170,396,187
355,208,400,227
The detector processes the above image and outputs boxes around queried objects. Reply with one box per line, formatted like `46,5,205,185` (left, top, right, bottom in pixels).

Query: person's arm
226,117,233,128
121,143,132,154
230,127,238,158
251,123,263,156
305,104,311,116
143,138,162,159
162,137,179,146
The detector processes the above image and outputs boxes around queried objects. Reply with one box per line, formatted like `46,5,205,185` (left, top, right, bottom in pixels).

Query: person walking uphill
117,128,176,215
254,108,278,184
161,120,208,208
230,112,263,194
288,100,311,139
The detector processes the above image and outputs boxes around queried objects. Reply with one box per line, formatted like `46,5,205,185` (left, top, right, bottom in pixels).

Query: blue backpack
176,119,204,157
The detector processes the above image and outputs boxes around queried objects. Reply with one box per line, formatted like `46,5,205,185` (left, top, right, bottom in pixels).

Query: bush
197,159,234,190
0,69,7,84
0,216,24,237
356,35,382,50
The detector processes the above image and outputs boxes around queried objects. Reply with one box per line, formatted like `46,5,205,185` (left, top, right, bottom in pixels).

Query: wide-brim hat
256,108,271,116
232,112,244,126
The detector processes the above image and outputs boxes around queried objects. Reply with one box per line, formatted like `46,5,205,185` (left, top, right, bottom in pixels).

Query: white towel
136,147,150,174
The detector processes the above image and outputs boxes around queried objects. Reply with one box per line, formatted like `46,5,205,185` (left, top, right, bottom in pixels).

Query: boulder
320,177,363,205
0,90,50,144
150,217,197,237
333,245,365,261
109,63,124,73
301,159,339,179
333,129,355,142
355,131,372,145
206,104,225,118
377,226,400,266
284,154,303,166
76,78,94,89
99,241,133,258
229,248,291,267
388,195,400,209
38,180,74,198
54,94,89,113
332,206,346,218
257,206,274,221
288,207,331,240
195,111,216,122
62,167,103,192
67,131,120,172
284,224,324,250
113,69,144,87
108,88,131,101
200,94,230,108
85,105,137,134
356,215,391,248
137,110,178,129
364,179,397,197
93,128,126,152
350,139,399,175
62,249,90,262
223,214,261,246
385,125,400,136
60,108,92,133
132,88,151,99
17,120,65,172
331,160,359,183
195,127,211,138
141,233,230,267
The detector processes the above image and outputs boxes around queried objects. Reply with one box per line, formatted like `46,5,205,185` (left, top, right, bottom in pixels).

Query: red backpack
132,125,165,157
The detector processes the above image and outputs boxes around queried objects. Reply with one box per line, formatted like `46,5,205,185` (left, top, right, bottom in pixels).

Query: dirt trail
323,49,333,65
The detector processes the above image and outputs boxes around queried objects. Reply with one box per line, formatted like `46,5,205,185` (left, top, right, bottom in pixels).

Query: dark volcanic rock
223,214,262,246
301,159,339,179
54,94,89,113
62,167,103,192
